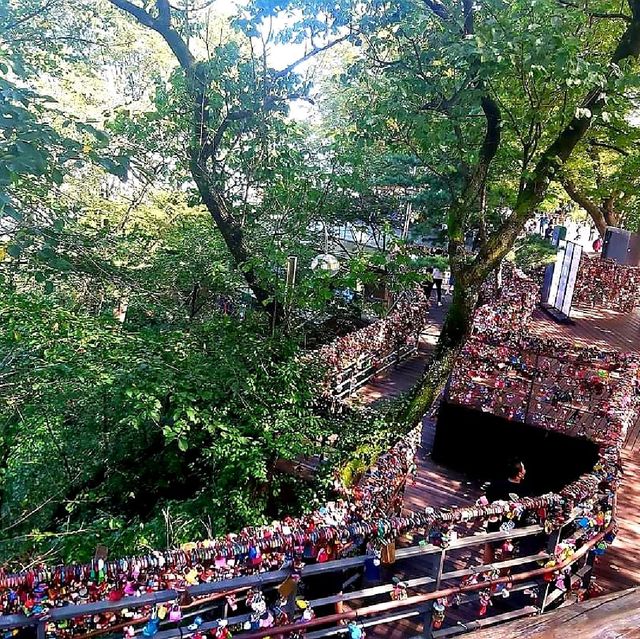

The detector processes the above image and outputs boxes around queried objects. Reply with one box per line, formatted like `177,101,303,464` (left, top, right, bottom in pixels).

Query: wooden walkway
351,302,448,406
463,587,640,638
594,444,640,594
348,300,485,638
351,301,482,524
528,306,640,354
528,305,640,595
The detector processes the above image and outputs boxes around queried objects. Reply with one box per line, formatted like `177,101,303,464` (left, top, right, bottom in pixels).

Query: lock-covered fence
314,289,429,401
0,488,617,639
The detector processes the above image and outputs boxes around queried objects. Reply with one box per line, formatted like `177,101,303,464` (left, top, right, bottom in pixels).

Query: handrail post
422,604,434,639
421,547,446,638
540,523,564,613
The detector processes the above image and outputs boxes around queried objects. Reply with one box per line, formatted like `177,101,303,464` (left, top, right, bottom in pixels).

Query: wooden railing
1,495,613,639
0,273,626,639
330,335,421,401
314,289,429,402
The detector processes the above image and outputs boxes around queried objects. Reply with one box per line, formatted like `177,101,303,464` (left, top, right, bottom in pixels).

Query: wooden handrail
233,523,614,639
0,525,547,633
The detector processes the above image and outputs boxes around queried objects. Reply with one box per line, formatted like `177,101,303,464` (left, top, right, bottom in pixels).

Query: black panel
433,401,600,494
603,226,640,266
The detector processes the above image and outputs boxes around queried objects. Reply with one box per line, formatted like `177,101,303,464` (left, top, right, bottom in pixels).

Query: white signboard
546,241,582,318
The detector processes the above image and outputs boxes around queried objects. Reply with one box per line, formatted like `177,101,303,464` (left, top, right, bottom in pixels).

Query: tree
561,134,640,236
103,0,354,318
312,0,640,424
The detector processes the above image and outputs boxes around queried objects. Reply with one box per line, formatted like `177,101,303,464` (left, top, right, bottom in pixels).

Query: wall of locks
0,269,633,639
315,289,429,389
573,255,640,313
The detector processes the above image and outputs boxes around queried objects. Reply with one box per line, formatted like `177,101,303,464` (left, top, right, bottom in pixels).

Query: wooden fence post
539,524,563,613
421,547,446,638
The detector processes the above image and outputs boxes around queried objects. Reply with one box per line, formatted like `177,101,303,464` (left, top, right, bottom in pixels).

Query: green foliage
509,235,557,274
3,0,640,570
0,283,338,562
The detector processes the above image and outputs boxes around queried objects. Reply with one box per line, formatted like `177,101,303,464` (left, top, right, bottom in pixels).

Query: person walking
432,266,444,306
539,214,549,236
422,267,434,301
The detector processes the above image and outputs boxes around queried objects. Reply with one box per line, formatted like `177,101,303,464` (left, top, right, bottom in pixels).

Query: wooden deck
351,301,448,406
528,305,640,354
349,300,483,514
348,301,485,638
462,587,640,638
528,305,640,596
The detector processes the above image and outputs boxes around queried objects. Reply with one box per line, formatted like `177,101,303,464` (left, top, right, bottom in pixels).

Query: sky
209,0,325,120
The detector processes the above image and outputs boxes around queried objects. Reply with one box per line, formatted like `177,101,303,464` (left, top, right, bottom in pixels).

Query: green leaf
3,206,23,222
177,437,189,452
96,156,129,178
51,168,64,185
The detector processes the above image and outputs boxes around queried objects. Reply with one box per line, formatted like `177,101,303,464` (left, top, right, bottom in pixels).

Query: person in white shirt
432,267,444,306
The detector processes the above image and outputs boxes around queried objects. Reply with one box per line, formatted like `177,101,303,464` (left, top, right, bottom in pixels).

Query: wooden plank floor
528,305,640,354
593,444,640,594
529,305,640,597
351,301,449,406
462,587,640,638
349,299,486,639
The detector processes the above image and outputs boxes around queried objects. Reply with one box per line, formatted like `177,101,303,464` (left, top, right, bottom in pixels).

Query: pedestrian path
351,301,448,406
351,298,481,512
347,300,483,638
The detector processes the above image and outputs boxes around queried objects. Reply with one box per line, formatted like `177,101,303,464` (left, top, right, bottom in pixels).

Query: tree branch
589,139,630,155
156,0,171,26
472,0,640,276
1,0,58,33
423,0,451,21
556,0,632,22
479,95,501,166
447,93,501,265
561,177,607,236
272,32,353,79
107,0,155,28
107,0,195,69
462,0,474,35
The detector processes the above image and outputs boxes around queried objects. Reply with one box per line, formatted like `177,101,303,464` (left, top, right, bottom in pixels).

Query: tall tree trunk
603,196,620,228
402,0,640,424
437,271,479,354
108,0,277,317
562,177,608,237
401,276,479,427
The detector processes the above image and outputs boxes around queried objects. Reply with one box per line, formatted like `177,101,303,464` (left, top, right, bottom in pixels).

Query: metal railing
4,496,613,639
330,336,421,401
